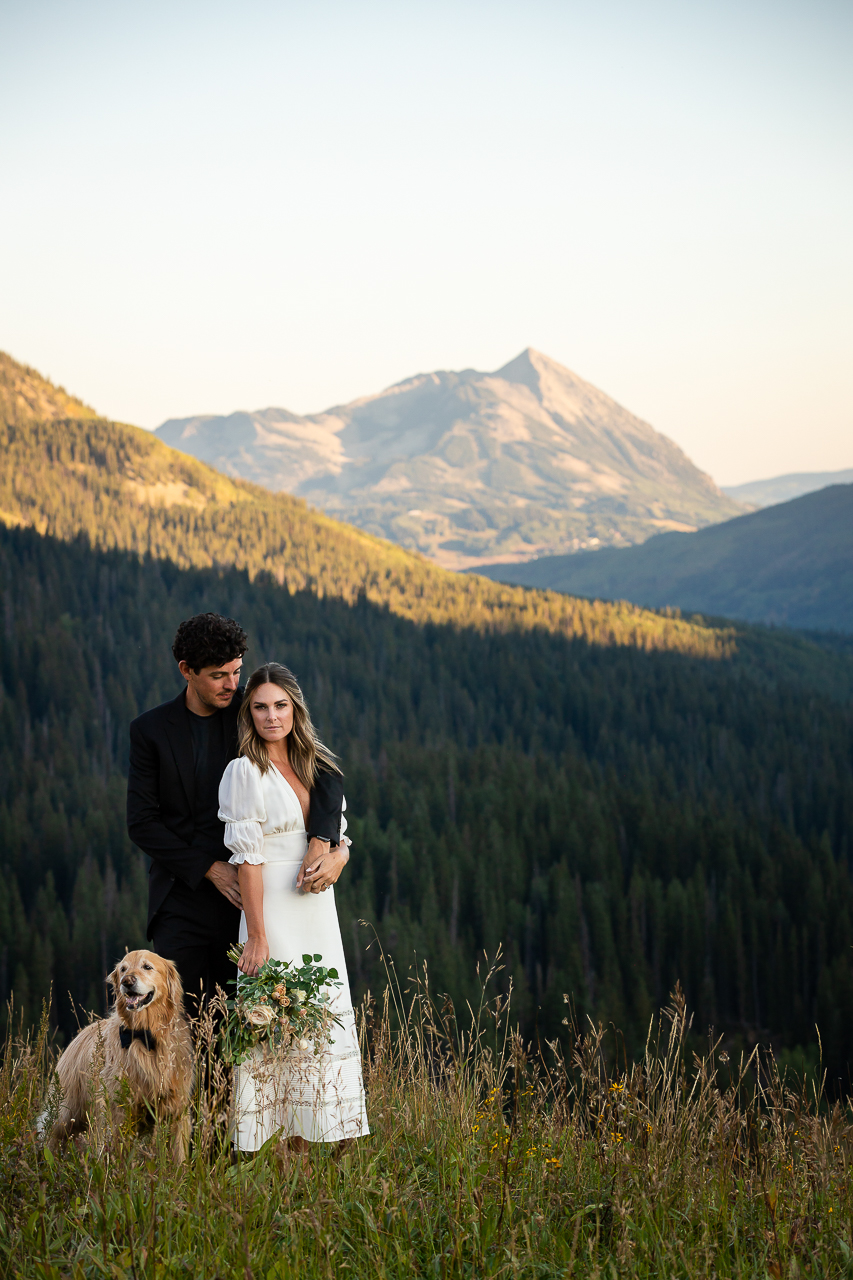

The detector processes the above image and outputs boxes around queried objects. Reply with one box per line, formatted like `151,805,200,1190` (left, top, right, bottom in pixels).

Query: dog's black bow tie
119,1026,157,1052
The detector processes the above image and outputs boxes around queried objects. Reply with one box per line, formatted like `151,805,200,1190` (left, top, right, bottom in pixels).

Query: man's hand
295,837,331,889
296,838,350,894
204,860,242,908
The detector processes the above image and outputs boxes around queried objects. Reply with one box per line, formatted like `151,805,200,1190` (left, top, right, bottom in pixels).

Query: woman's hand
238,935,269,976
297,839,350,894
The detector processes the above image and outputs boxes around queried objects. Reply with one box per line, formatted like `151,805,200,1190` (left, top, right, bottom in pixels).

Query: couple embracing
127,612,368,1154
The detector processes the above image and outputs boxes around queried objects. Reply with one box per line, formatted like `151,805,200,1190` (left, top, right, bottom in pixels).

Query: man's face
179,657,243,713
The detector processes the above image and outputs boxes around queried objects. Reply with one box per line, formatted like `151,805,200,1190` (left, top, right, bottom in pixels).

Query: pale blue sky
1,0,850,484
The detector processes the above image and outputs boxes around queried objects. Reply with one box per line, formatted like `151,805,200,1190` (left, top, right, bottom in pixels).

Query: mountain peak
493,347,575,396
492,349,618,422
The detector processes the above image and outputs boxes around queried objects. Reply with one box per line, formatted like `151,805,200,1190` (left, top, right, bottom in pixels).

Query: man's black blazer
127,687,345,929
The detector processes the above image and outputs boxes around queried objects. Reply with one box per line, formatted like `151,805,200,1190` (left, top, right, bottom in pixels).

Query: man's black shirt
187,706,229,848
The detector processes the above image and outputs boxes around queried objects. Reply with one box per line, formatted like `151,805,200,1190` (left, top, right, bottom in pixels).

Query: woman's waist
259,829,308,863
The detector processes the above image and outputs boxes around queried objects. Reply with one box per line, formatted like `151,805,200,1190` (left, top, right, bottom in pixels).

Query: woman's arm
236,864,269,976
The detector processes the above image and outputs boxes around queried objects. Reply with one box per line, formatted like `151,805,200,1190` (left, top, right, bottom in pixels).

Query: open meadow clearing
2,959,852,1280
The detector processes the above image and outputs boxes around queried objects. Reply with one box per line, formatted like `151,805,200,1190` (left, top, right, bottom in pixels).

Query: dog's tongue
125,993,143,1007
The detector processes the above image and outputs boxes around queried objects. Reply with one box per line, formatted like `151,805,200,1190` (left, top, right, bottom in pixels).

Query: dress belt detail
259,829,309,865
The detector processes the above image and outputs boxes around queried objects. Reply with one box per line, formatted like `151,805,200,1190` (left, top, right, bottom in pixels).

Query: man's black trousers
149,880,241,1021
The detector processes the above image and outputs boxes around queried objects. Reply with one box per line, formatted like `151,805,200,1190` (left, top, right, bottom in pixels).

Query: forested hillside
477,485,853,634
0,352,97,425
3,525,853,1083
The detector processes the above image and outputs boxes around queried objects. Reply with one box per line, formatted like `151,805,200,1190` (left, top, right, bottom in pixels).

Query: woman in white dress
218,662,369,1154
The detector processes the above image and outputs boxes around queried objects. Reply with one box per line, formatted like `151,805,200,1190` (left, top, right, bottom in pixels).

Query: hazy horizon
1,0,850,486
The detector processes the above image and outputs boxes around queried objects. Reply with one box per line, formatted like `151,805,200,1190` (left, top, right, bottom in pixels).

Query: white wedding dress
218,756,369,1149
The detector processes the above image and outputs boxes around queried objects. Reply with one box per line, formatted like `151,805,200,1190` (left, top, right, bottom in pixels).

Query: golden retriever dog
45,949,193,1161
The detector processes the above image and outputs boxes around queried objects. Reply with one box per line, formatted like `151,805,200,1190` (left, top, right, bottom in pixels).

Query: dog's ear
162,958,184,1010
107,962,121,997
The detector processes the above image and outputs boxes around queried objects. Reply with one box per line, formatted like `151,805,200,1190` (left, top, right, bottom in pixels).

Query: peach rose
246,1004,275,1028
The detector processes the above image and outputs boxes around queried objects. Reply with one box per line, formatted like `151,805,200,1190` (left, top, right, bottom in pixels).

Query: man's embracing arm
127,718,218,890
307,765,345,845
297,765,349,893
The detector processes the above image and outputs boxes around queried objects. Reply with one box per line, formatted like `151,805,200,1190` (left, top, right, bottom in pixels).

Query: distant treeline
2,525,853,1082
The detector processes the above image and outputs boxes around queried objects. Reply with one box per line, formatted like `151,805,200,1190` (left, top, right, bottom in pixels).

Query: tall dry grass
1,950,851,1278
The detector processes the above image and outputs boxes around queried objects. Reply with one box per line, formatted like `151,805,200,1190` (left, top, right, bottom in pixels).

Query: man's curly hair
172,614,248,673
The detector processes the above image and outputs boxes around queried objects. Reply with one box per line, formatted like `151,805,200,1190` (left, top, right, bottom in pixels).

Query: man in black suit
127,612,346,1016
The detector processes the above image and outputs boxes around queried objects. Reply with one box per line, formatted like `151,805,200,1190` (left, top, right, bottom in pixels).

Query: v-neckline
270,762,309,829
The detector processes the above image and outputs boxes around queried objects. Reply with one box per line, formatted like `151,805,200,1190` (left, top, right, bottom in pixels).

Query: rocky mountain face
476,484,853,633
156,349,742,570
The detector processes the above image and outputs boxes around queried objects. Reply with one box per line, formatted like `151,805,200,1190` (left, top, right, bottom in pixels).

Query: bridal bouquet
221,943,344,1065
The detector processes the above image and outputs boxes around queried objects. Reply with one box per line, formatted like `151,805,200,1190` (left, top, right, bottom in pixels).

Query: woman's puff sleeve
219,757,267,865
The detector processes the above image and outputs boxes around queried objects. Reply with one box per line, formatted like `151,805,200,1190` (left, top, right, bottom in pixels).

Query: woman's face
249,682,294,744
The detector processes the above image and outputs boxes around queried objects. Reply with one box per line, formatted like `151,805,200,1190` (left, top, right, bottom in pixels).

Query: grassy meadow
2,953,852,1279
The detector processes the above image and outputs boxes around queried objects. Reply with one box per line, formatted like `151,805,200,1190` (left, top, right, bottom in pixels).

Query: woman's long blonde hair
237,663,341,789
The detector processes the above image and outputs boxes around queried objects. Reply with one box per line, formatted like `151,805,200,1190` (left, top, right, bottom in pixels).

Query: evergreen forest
2,524,853,1083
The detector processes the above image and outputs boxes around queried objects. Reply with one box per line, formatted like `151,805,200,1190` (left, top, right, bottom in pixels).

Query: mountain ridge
156,348,741,569
473,484,853,633
723,466,853,509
